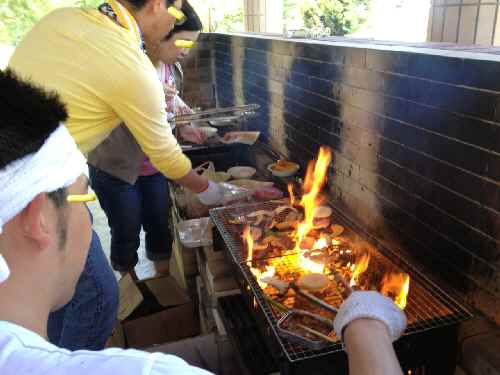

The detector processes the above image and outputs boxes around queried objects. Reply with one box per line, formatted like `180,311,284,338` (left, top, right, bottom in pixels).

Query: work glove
334,291,407,342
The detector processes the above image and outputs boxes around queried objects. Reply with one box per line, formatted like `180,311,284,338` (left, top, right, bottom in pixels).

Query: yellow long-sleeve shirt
9,7,191,180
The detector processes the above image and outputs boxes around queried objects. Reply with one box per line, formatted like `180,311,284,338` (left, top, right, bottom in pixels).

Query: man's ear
18,194,51,250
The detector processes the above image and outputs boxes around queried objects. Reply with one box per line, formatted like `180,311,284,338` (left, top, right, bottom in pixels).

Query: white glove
334,291,407,342
197,181,224,206
0,254,10,284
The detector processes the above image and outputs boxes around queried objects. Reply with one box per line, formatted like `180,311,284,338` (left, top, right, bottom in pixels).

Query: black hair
127,0,177,11
166,1,202,39
0,69,69,247
0,69,68,169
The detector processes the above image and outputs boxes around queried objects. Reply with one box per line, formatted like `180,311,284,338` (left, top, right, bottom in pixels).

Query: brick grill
192,33,500,325
210,201,472,374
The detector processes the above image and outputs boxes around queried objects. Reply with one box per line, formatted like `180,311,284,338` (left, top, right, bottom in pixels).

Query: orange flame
349,253,371,287
288,183,295,206
299,252,325,274
244,226,253,265
295,147,332,250
243,226,276,288
381,273,410,310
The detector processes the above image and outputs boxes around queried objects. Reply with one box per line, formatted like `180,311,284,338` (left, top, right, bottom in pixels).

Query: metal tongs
171,104,260,126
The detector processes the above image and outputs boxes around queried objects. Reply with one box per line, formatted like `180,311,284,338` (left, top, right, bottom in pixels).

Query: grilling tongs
171,104,260,126
263,277,339,314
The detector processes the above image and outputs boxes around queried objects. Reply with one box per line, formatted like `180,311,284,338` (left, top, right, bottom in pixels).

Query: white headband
0,125,87,284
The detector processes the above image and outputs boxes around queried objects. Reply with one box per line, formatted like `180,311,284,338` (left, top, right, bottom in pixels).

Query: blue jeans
89,165,173,272
48,229,119,350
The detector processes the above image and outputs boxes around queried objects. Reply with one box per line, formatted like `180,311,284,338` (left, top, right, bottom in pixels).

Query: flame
244,226,253,265
299,252,325,274
349,253,371,287
313,237,328,249
295,147,332,250
244,226,276,288
288,183,295,206
381,273,410,310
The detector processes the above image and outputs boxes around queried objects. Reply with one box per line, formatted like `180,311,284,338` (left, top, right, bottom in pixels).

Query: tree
0,0,55,44
301,0,371,36
0,0,102,45
212,7,244,33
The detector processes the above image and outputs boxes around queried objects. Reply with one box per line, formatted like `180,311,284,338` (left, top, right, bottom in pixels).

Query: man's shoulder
0,322,150,374
0,322,212,375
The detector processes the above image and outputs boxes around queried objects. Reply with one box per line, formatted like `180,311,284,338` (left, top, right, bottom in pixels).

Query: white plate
227,166,257,179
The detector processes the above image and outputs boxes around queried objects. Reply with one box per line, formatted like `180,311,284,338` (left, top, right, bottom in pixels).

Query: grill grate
210,201,473,363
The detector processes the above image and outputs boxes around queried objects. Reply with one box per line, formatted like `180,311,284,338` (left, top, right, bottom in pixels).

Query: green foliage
74,0,102,7
0,0,102,45
301,0,370,36
0,0,54,44
212,7,243,33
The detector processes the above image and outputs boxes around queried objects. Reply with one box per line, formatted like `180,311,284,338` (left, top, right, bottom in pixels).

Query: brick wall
202,33,500,324
180,34,216,109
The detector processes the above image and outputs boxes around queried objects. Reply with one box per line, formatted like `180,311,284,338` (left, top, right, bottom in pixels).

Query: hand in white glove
179,125,208,145
334,291,407,343
197,181,224,206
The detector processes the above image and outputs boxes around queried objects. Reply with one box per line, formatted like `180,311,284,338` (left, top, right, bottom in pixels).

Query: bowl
227,166,257,179
198,126,218,138
267,161,300,177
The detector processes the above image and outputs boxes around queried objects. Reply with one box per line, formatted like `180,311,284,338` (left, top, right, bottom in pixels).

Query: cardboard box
144,276,190,308
205,258,239,294
118,274,144,321
105,321,126,348
123,302,200,349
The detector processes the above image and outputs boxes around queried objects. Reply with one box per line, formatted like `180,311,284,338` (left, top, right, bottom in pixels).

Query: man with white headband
0,71,407,375
9,0,224,351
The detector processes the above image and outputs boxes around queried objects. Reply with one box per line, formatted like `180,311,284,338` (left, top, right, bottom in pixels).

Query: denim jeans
47,229,119,350
89,165,173,272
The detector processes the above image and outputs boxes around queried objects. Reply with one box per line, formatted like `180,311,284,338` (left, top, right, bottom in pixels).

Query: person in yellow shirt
9,0,223,351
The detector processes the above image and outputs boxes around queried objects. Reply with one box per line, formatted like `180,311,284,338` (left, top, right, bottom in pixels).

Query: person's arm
333,291,407,375
344,319,403,375
107,58,222,201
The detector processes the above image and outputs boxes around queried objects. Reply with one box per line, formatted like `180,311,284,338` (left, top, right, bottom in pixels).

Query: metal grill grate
210,201,473,363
